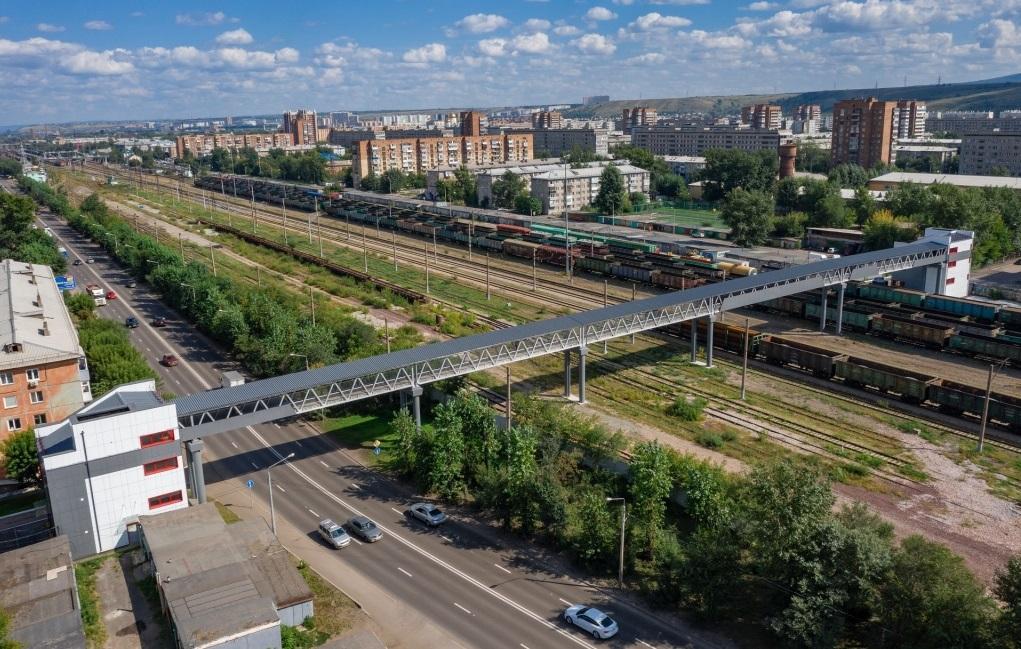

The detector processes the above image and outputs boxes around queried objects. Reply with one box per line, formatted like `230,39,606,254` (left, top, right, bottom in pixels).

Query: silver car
318,519,352,549
409,502,447,527
347,516,383,542
563,605,619,640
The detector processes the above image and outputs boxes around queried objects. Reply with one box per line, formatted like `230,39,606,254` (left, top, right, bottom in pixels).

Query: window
26,368,39,381
2,396,16,409
0,372,11,385
6,418,21,432
147,491,183,510
143,457,179,476
948,260,957,268
139,430,175,448
946,277,956,285
33,413,47,426
29,391,44,404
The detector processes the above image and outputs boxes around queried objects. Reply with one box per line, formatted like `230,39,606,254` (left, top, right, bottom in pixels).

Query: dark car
347,516,383,543
73,259,83,266
152,317,167,327
125,317,139,328
160,354,179,367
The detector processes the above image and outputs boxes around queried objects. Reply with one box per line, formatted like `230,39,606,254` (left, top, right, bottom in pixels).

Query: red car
105,290,117,300
160,354,179,367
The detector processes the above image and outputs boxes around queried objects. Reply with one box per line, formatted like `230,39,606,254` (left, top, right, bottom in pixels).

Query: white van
93,296,107,307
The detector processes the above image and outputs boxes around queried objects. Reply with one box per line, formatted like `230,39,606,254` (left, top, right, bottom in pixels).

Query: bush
666,397,706,421
695,432,724,449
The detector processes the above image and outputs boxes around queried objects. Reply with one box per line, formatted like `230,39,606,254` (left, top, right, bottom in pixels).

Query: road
28,186,725,649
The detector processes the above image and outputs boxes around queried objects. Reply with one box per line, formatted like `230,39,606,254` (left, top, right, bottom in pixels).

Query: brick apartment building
741,104,782,130
283,109,319,145
960,133,1021,176
794,104,822,122
531,111,563,130
174,132,294,158
621,107,657,132
830,97,896,168
352,133,533,185
1,260,91,444
459,111,485,137
894,100,927,139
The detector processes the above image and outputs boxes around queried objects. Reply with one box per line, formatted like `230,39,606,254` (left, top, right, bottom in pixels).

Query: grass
75,554,111,649
318,408,436,466
214,499,241,524
293,556,359,640
0,490,44,517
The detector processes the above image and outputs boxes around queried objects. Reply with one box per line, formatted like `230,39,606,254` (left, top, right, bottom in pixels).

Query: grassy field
320,409,436,466
641,206,727,229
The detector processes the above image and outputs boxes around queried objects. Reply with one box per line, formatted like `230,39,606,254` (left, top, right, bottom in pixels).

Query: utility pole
281,198,287,246
309,286,316,327
393,229,398,272
362,226,368,273
606,497,626,589
741,318,750,401
317,208,323,257
209,245,217,276
153,221,159,245
384,318,391,354
486,253,491,300
257,266,262,287
532,250,537,291
978,363,997,452
425,243,430,294
250,185,257,233
309,199,316,244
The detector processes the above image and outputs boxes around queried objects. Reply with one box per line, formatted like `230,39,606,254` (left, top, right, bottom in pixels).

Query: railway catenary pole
603,280,608,353
209,245,217,277
486,253,491,300
384,318,391,354
392,229,398,272
425,243,430,294
309,199,316,244
309,286,316,327
317,208,324,257
281,197,287,246
741,318,751,400
362,225,368,273
506,366,512,431
250,185,257,233
153,221,159,245
978,362,1002,452
532,250,537,291
631,284,637,344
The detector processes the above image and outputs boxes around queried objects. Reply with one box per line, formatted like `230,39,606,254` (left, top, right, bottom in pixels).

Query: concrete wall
277,600,314,627
200,623,281,649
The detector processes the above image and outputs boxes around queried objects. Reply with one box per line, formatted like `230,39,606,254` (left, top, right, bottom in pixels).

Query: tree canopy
721,188,774,246
593,165,631,215
700,149,778,202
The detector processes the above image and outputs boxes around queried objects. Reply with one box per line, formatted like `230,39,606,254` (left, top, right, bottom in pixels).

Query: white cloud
84,20,113,31
478,38,508,57
216,47,276,69
512,32,553,53
626,52,667,64
455,13,510,34
978,19,1021,48
130,11,144,18
586,7,618,21
522,18,552,32
215,28,253,45
612,0,636,4
746,1,777,10
275,47,299,63
37,23,65,33
677,29,751,49
402,42,446,64
649,0,709,4
630,12,692,30
572,33,617,54
553,24,581,36
812,1,955,32
175,12,226,27
61,50,133,75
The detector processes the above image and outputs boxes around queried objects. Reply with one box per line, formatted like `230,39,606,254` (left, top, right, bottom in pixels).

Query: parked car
347,516,383,542
105,290,117,300
126,280,137,288
85,257,95,264
152,317,167,327
409,503,447,527
125,317,139,328
160,354,179,367
317,519,352,549
563,605,619,640
73,259,82,266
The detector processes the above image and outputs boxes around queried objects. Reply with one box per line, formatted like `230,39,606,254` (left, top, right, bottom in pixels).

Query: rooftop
533,164,647,181
0,535,86,649
0,259,83,371
141,503,312,648
870,172,1021,190
37,380,163,456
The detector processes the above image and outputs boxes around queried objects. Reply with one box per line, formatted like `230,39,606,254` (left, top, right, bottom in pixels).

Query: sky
0,0,1019,125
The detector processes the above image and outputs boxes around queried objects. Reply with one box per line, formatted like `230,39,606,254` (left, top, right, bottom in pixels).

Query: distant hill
566,79,1021,118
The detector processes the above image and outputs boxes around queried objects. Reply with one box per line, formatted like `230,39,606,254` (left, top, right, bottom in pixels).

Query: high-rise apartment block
894,100,927,139
460,111,484,137
527,128,608,156
621,107,657,132
741,104,782,130
531,111,563,130
830,97,896,168
960,133,1021,176
353,133,532,185
794,105,822,122
283,109,319,146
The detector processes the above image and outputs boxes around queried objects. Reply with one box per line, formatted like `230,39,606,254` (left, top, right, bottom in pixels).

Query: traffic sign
246,479,255,489
373,447,381,456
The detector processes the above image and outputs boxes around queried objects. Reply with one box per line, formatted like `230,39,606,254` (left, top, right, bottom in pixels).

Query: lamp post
606,497,626,589
288,353,310,371
268,452,295,536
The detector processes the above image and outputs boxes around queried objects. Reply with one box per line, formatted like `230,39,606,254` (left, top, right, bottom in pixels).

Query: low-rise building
661,155,706,178
526,128,608,157
960,133,1021,176
1,260,91,444
631,126,781,156
868,171,1021,193
531,164,649,214
140,502,314,649
893,144,957,168
0,535,87,649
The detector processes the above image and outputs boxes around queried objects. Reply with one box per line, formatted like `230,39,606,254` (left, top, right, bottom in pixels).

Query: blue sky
0,1,1017,124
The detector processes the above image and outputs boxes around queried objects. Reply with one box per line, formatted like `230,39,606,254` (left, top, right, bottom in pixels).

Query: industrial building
631,126,781,156
868,171,1021,194
352,133,533,185
530,164,649,214
1,260,91,444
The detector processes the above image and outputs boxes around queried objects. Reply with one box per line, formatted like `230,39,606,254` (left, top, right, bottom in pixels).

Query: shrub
666,397,707,421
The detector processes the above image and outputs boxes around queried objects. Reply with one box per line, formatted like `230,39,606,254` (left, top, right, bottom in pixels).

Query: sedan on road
409,502,447,527
73,259,82,266
125,317,139,328
86,257,95,264
126,280,137,289
563,605,619,640
160,354,179,367
151,317,167,327
347,516,383,542
105,290,118,300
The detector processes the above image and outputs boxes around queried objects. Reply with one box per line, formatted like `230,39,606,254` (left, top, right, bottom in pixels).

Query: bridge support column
411,385,423,433
690,319,698,363
836,283,846,335
819,289,829,332
578,346,587,404
187,439,206,504
563,349,572,398
706,316,715,368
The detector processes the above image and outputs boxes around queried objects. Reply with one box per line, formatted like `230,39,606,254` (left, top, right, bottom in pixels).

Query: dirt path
95,550,167,649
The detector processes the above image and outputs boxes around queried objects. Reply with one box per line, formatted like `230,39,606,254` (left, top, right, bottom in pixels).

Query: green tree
0,607,20,649
491,171,528,209
569,488,618,568
680,524,746,620
391,407,418,476
513,194,542,216
863,210,915,251
850,186,878,224
701,149,778,201
504,427,540,533
0,429,40,485
426,402,466,500
64,292,96,321
775,177,804,213
994,555,1021,647
449,391,499,485
828,163,870,188
721,188,774,246
453,166,478,206
796,141,831,174
810,190,852,228
593,165,630,215
773,211,808,238
628,441,673,559
652,172,689,200
876,535,997,649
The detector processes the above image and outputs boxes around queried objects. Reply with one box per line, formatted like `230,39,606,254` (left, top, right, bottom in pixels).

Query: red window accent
948,260,957,268
143,457,179,476
946,277,956,285
147,491,183,510
949,246,958,254
139,430,175,448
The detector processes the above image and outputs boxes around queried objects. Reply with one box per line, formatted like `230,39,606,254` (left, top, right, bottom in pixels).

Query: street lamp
288,353,310,371
268,452,296,536
606,497,626,589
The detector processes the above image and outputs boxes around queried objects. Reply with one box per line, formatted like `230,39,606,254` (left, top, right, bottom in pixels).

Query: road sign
54,275,76,292
246,479,255,489
373,447,381,456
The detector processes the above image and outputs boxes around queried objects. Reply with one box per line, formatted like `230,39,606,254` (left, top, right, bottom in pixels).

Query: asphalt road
32,188,718,649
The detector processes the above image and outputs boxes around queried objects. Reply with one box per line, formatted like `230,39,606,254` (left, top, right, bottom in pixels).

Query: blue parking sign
246,479,255,489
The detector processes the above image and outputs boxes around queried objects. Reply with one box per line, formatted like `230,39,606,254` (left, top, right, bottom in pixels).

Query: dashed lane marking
308,509,319,518
636,640,655,649
440,535,453,543
231,441,239,449
453,603,472,615
250,462,259,470
390,507,403,515
276,485,286,493
494,564,512,575
319,460,329,468
397,567,413,578
558,598,572,606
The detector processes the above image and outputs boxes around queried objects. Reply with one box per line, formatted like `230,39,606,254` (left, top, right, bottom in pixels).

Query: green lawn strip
75,554,111,649
287,555,359,645
319,409,435,466
214,500,241,524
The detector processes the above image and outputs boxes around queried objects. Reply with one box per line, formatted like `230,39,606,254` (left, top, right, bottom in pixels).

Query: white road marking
494,563,512,575
276,485,286,493
350,483,359,489
250,462,259,470
319,460,329,468
453,602,472,615
637,640,656,649
390,507,403,515
231,441,239,449
273,423,281,428
245,427,597,649
397,567,413,578
440,535,453,543
559,598,572,606
520,645,531,649
308,508,319,518
352,538,363,546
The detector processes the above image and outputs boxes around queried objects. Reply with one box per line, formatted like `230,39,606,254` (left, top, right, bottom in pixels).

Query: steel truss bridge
174,239,952,440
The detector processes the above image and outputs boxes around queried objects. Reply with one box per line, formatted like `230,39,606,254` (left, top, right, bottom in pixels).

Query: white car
317,519,352,549
409,502,447,527
563,605,619,640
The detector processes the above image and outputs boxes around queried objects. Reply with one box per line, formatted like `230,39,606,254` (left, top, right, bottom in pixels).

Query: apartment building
960,133,1021,175
527,128,608,156
460,111,485,137
283,109,318,145
741,104,782,130
174,132,294,158
631,126,781,156
531,111,564,130
894,100,927,139
830,97,896,167
794,105,822,122
531,164,649,214
1,260,90,444
621,107,657,132
926,113,1021,135
353,133,533,185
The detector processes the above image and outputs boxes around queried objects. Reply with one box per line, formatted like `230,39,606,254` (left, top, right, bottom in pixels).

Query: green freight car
805,303,874,331
948,333,1021,364
928,381,1021,431
834,357,939,403
855,283,926,308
